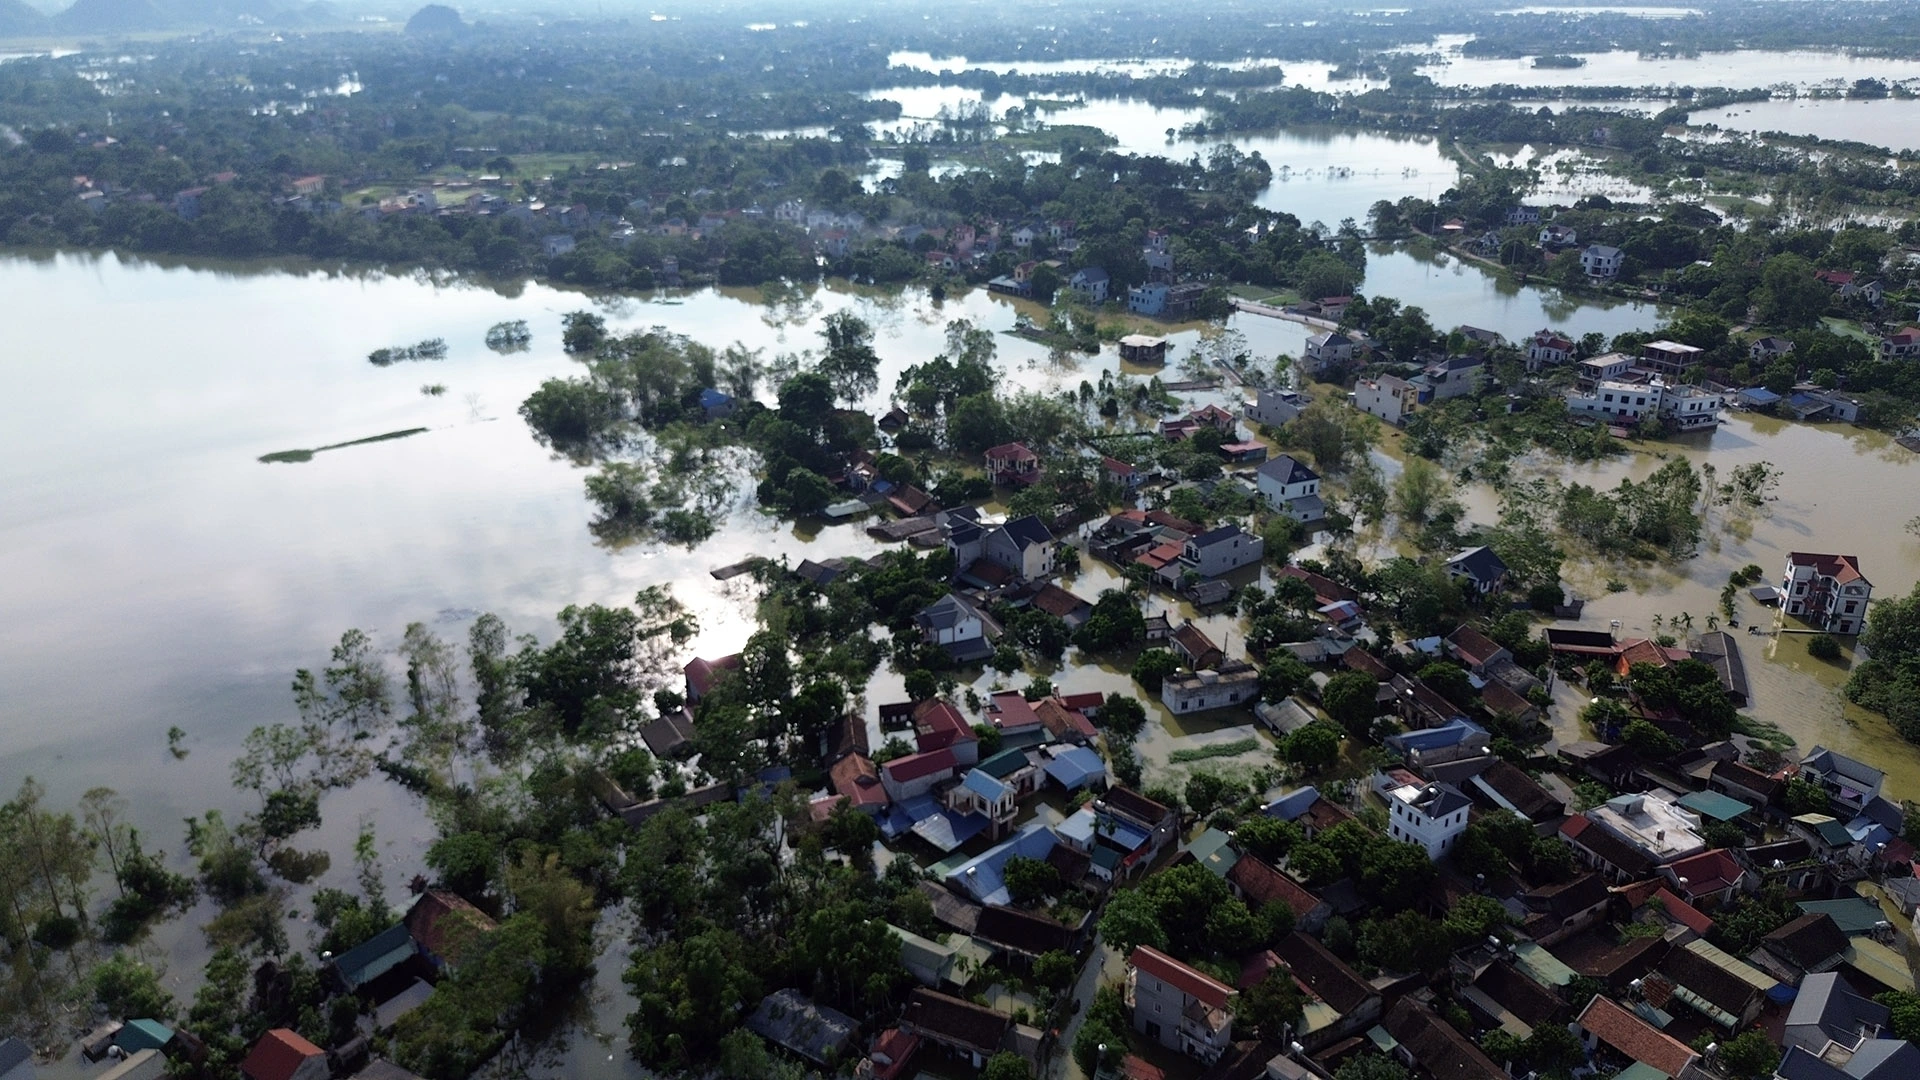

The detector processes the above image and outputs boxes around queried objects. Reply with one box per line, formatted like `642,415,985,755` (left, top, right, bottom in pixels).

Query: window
1845,602,1858,614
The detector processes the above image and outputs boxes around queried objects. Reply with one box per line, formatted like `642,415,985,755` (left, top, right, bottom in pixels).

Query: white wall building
1385,780,1472,858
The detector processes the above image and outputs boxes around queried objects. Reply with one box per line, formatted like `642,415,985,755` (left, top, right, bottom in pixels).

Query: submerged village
17,5,1920,1080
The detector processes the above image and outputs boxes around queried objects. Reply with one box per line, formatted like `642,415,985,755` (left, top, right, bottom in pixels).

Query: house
915,593,994,662
1228,860,1332,934
984,442,1041,487
1125,946,1237,1063
1760,913,1851,984
1354,374,1416,425
1128,282,1172,316
240,1030,329,1080
912,699,980,766
1640,339,1705,377
1558,815,1656,883
404,890,496,970
1270,931,1379,1046
1303,331,1361,373
698,387,735,419
1520,873,1614,945
1880,326,1920,359
541,234,576,257
0,1038,32,1080
832,753,891,815
1527,330,1574,370
1539,223,1578,248
1098,787,1181,867
328,923,416,993
901,989,1011,1070
1506,205,1543,226
1586,792,1709,866
1119,334,1168,363
1069,266,1111,304
1161,662,1260,715
1581,244,1624,280
1256,455,1323,522
1470,760,1566,824
745,988,858,1064
1180,524,1265,578
1245,387,1307,428
1029,583,1092,628
1660,848,1747,906
1010,224,1037,248
1783,553,1872,635
1656,941,1769,1030
1381,997,1505,1080
1784,972,1890,1055
947,768,1019,839
1445,546,1509,595
684,653,742,705
1171,621,1225,670
1706,758,1780,809
1572,995,1702,1080
1383,779,1471,857
1751,336,1796,361
983,515,1056,581
880,749,959,802
1418,354,1487,402
973,905,1080,967
1800,746,1884,817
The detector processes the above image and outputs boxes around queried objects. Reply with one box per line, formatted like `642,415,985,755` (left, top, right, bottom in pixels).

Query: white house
1353,374,1416,425
1384,779,1472,858
1303,331,1361,373
1446,546,1509,595
1540,223,1578,248
1068,266,1110,304
1126,946,1238,1063
1256,454,1324,521
1161,664,1260,715
1180,525,1265,578
1581,244,1624,281
916,593,986,649
1782,553,1872,635
1128,282,1170,316
1010,224,1037,248
1244,387,1307,428
1419,354,1486,401
1528,330,1574,370
1750,336,1795,361
982,515,1056,581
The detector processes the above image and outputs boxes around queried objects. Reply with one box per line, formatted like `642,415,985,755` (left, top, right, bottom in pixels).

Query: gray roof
1586,244,1623,258
0,1038,29,1078
917,593,979,631
1074,266,1110,284
1804,746,1885,789
745,988,858,1063
1447,546,1509,582
1190,524,1249,549
1786,973,1890,1053
998,514,1055,550
1259,454,1320,485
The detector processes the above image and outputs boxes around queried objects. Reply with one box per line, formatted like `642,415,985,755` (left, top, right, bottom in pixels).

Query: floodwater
2,240,1909,1072
1687,97,1920,152
1429,414,1920,794
1417,48,1920,91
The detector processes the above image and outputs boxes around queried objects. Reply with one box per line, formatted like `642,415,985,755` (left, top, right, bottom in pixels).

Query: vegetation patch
259,427,429,464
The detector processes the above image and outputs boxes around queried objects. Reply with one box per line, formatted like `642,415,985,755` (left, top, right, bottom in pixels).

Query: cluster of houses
32,892,496,1080
1544,340,1726,432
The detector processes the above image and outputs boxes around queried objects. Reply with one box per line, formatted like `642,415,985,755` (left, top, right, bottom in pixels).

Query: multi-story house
1799,746,1884,817
1539,223,1578,248
1256,455,1323,521
1782,553,1872,635
1244,387,1307,428
1125,946,1237,1063
1419,354,1487,401
1068,266,1110,304
1353,374,1415,425
1880,326,1920,358
982,515,1056,581
1179,525,1265,578
984,442,1041,487
1382,779,1471,858
1527,329,1574,370
1581,244,1624,280
1303,330,1362,373
1640,339,1705,377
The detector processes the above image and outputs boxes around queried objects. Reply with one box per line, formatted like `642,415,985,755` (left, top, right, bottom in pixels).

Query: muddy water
1444,415,1920,793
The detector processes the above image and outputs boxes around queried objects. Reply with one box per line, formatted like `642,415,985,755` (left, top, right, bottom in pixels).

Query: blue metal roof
1043,747,1106,790
333,923,415,988
961,769,1012,802
1263,786,1321,821
944,822,1059,905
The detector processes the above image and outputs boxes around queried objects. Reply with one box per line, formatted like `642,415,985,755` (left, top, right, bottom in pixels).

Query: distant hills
404,4,465,37
0,0,49,36
0,0,346,36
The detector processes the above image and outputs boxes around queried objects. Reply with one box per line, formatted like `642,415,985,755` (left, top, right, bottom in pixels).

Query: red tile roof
883,748,959,783
240,1029,325,1080
1035,698,1097,741
1278,565,1360,605
1103,456,1137,476
987,691,1042,731
1342,647,1393,680
1447,626,1506,668
1665,849,1744,896
1059,692,1105,712
1787,552,1866,585
866,1028,921,1080
1129,946,1236,1010
1650,888,1714,935
684,653,742,698
985,442,1038,462
914,700,976,751
1575,995,1699,1077
1030,584,1088,619
405,890,497,963
831,753,890,808
1137,541,1186,569
1228,858,1322,916
1145,510,1204,535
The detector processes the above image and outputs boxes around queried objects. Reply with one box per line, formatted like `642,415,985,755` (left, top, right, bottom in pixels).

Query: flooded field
1687,96,1920,152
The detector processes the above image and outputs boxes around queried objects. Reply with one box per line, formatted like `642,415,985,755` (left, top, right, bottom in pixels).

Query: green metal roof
114,1019,173,1053
975,748,1031,779
1677,791,1751,822
1187,828,1240,879
1799,898,1888,936
1617,1061,1671,1080
1513,941,1576,987
333,923,415,989
1366,1026,1399,1053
